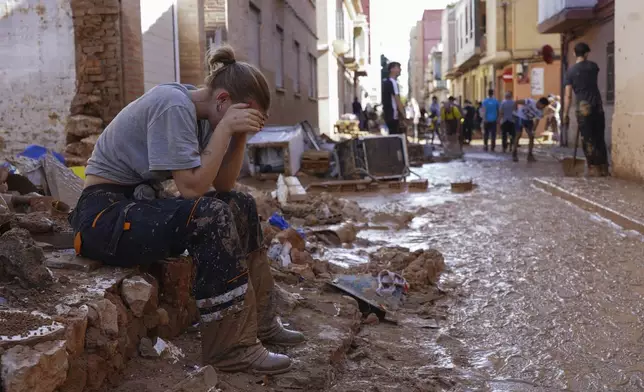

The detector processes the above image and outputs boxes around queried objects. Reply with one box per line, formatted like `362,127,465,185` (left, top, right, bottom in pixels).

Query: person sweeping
69,45,304,375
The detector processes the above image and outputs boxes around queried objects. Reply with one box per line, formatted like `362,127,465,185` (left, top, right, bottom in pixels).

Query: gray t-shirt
86,83,212,185
500,99,515,123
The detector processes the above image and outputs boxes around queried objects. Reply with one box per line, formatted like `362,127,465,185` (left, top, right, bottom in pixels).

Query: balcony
538,0,598,34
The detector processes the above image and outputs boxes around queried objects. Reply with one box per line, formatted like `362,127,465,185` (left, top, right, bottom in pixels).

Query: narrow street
333,149,644,391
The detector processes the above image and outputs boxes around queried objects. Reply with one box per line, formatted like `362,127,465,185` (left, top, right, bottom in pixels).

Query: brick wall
62,0,117,165
204,0,319,129
177,0,207,86
120,0,145,104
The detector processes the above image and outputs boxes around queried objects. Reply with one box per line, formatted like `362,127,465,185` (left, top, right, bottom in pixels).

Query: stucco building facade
538,0,614,149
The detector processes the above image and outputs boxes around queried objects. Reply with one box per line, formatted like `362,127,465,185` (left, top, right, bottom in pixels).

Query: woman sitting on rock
68,45,304,375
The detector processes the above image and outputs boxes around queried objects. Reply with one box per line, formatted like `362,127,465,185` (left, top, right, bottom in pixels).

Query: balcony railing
538,0,597,24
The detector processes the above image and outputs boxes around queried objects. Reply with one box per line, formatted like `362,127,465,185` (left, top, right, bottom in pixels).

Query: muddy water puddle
324,155,644,391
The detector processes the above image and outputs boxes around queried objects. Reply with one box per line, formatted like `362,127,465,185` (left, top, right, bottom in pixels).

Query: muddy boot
200,283,292,374
527,153,537,162
249,248,306,346
585,164,602,177
600,164,611,177
512,151,519,162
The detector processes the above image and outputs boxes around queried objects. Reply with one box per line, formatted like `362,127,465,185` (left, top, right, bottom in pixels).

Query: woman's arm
172,124,232,198
212,134,247,192
172,104,264,198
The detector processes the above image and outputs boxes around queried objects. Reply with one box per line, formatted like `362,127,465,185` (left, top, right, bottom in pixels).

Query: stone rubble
1,340,69,392
120,277,153,317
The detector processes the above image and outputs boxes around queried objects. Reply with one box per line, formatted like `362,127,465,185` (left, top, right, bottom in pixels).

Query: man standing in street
441,96,463,158
563,42,609,176
499,91,515,153
462,100,476,145
512,97,550,162
381,62,406,135
352,97,365,130
481,89,500,151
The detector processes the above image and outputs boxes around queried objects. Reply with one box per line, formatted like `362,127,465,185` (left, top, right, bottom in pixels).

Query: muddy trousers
483,121,497,150
68,184,282,370
577,109,608,167
500,121,515,152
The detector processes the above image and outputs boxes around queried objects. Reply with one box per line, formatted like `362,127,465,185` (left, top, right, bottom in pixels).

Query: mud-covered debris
289,263,315,280
0,228,53,287
13,213,54,234
402,249,445,288
365,247,445,290
275,227,306,251
363,313,379,325
168,365,218,392
291,248,314,265
281,192,363,224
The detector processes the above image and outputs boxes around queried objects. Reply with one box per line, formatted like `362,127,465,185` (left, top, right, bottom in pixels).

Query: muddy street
331,150,644,391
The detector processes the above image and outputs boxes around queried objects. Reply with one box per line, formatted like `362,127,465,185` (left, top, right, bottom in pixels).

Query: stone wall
0,0,77,157
0,257,198,392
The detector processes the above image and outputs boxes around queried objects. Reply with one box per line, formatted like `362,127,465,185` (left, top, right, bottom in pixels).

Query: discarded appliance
246,123,306,179
335,135,410,180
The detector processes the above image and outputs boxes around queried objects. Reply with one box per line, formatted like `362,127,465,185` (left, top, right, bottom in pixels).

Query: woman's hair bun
206,45,237,72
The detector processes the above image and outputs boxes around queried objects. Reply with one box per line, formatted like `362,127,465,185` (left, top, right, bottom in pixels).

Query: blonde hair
204,45,271,112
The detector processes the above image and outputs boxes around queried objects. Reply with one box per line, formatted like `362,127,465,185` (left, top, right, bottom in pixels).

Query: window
606,41,615,104
276,25,284,88
249,4,261,66
336,3,344,40
470,0,475,39
294,40,301,93
308,53,317,98
465,4,469,43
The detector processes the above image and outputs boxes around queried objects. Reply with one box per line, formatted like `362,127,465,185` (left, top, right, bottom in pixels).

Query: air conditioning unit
336,135,409,180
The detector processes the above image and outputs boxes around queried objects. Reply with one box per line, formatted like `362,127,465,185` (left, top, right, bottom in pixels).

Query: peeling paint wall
612,3,644,181
0,0,77,156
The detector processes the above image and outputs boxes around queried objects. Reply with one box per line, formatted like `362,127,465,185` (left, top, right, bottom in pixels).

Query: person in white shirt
512,97,550,162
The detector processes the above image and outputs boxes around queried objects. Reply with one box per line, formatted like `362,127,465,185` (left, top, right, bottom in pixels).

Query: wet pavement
329,148,644,391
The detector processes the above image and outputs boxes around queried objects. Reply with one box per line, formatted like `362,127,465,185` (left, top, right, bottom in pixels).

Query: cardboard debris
43,153,83,208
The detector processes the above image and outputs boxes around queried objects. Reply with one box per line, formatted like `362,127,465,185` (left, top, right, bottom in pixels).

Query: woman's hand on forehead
245,100,268,120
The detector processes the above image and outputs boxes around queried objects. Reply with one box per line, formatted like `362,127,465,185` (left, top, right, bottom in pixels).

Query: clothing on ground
482,97,500,122
86,83,211,186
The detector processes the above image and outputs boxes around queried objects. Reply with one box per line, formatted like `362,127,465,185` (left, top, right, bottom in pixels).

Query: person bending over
512,97,549,162
69,45,305,375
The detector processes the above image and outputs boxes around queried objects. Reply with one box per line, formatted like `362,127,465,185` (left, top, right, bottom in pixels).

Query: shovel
561,120,585,177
